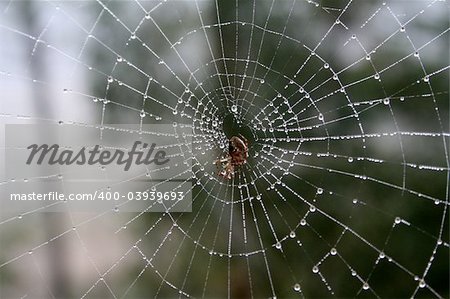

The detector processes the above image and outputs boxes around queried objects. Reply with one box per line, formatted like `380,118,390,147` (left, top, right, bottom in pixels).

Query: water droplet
317,188,323,194
414,52,419,57
374,73,380,80
17,214,23,219
116,56,123,62
312,266,319,273
145,13,150,19
309,205,316,212
400,26,405,32
332,74,338,80
366,55,371,60
318,113,324,121
231,105,238,113
107,76,113,83
324,63,329,69
348,157,354,163
114,206,119,212
293,283,301,292
379,252,385,259
275,242,282,249
330,248,337,255
400,96,405,101
172,109,178,115
140,110,146,118
300,219,306,226
289,231,296,238
423,76,429,82
383,98,390,105
353,198,358,204
130,33,136,39
260,79,265,84
351,34,356,39
419,280,426,288
362,283,370,290
394,217,401,224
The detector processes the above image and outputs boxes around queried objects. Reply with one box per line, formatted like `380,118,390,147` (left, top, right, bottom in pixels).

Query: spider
215,134,249,179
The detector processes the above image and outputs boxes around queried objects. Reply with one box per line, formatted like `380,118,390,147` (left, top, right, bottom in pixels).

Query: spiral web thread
0,0,449,298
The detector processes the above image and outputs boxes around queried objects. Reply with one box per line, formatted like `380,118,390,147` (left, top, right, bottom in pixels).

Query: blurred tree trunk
21,2,72,298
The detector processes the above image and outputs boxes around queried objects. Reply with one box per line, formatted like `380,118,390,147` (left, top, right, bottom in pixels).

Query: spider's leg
238,133,248,144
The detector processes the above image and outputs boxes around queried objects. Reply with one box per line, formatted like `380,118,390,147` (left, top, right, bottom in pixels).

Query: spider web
1,0,449,298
